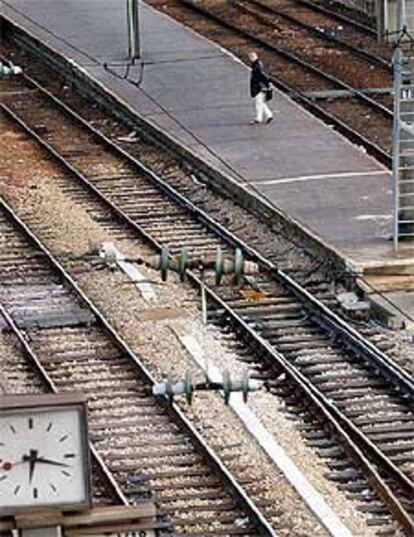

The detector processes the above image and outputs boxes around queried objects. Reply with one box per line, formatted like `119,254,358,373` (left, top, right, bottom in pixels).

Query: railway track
277,0,377,37
0,199,274,536
0,333,121,513
145,0,393,164
1,69,414,534
232,0,391,68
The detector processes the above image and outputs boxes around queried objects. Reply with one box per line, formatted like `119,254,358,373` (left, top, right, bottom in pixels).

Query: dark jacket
250,59,270,98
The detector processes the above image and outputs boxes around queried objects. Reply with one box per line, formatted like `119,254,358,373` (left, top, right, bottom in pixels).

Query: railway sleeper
171,531,257,537
112,458,208,475
298,362,355,375
325,468,363,482
327,387,389,401
170,512,254,526
86,387,152,399
103,445,196,460
124,475,224,493
90,414,171,430
90,402,161,416
377,440,414,454
161,501,238,514
315,446,345,458
100,434,189,450
357,503,390,514
365,516,395,527
362,428,414,440
222,295,298,308
269,334,329,346
324,458,353,471
284,348,345,361
256,325,321,337
387,453,414,465
149,227,210,240
11,309,95,329
154,489,229,502
39,349,122,363
342,400,412,416
117,467,213,481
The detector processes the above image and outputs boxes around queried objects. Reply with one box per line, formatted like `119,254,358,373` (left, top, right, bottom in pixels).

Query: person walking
249,51,273,125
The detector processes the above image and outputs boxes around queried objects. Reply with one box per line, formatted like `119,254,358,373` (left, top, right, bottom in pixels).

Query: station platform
1,0,414,281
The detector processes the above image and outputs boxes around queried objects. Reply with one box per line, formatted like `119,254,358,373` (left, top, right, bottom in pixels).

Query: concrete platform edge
2,13,362,276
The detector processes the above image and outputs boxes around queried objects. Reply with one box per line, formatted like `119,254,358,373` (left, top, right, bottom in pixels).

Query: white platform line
99,243,157,302
177,331,353,537
254,169,391,186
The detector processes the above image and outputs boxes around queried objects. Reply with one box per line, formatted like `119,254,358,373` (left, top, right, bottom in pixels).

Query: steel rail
2,116,413,537
2,107,413,531
236,0,391,69
2,73,414,530
177,0,392,119
198,283,414,534
287,0,377,36
2,78,411,400
0,197,275,537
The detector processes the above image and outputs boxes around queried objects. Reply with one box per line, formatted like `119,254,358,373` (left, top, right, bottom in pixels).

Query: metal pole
392,45,402,249
126,0,140,60
393,0,404,249
376,0,385,42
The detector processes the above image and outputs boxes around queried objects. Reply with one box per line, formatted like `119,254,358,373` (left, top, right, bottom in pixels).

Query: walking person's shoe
266,116,274,124
250,119,261,125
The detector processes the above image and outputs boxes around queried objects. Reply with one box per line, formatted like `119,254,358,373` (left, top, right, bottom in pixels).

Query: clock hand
35,457,70,468
22,449,39,484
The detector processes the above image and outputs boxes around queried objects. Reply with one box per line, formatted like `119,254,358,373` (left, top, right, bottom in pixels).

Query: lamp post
126,0,140,60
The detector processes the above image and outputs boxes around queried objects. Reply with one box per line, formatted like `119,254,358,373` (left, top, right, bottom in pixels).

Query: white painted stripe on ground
99,242,157,302
117,259,157,302
254,169,391,186
177,332,353,537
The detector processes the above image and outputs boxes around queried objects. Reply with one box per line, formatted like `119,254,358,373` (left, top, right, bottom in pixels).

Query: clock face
0,405,89,512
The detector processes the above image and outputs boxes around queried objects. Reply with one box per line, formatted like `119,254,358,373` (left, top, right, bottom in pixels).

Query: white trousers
254,91,273,122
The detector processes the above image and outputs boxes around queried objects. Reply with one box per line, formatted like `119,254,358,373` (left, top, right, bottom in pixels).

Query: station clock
0,393,91,515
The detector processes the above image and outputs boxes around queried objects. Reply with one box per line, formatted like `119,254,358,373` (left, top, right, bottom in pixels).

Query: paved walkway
1,0,413,271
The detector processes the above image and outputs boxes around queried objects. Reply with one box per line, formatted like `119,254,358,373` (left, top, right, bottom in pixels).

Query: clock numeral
50,483,57,493
14,485,20,495
46,422,53,432
61,470,71,478
33,488,38,499
9,425,16,434
28,418,33,430
59,435,68,443
0,475,7,482
64,453,76,459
